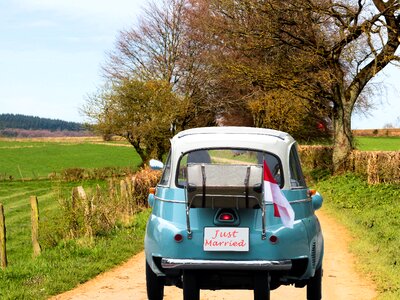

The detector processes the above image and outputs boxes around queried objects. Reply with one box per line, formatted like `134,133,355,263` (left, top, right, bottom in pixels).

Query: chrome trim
154,196,185,204
264,198,310,205
155,196,309,205
161,258,292,271
290,198,311,204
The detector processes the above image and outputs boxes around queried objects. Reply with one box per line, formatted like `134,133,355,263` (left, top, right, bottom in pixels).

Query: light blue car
145,127,323,300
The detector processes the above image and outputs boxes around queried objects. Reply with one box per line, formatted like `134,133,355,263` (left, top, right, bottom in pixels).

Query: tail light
174,234,183,243
218,212,234,222
214,208,239,225
269,235,278,244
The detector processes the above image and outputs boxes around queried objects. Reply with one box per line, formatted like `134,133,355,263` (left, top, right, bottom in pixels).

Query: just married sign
203,227,249,252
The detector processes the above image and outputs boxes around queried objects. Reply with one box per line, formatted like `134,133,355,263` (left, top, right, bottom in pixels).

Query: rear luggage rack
185,163,267,239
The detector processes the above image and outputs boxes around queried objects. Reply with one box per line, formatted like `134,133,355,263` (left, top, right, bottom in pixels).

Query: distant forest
0,114,90,138
0,114,83,131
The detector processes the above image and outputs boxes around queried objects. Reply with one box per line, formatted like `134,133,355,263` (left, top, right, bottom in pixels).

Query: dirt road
52,210,377,300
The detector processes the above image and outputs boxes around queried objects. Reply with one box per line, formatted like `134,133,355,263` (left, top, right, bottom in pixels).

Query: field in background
0,139,140,180
354,136,400,151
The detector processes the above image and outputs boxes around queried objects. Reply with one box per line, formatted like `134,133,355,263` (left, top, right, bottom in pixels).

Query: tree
85,0,216,161
262,0,400,171
104,0,215,131
84,80,187,162
186,0,332,140
188,0,400,172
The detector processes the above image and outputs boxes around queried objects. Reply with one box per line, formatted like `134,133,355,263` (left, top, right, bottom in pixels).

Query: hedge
298,146,400,184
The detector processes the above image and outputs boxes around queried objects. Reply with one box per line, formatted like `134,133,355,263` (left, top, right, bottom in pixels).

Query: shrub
61,168,86,181
350,151,400,184
298,146,400,185
298,145,333,171
132,166,162,207
40,167,161,246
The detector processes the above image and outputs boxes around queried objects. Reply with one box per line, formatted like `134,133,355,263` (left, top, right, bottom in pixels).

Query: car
145,126,324,300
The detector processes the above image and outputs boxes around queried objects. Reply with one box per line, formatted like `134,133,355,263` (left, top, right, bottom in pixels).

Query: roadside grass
0,180,150,299
0,138,147,299
354,136,400,151
315,174,400,299
0,141,141,180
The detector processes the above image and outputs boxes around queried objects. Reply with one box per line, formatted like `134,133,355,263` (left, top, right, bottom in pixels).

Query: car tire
183,270,200,300
253,272,270,300
146,260,165,300
307,265,322,300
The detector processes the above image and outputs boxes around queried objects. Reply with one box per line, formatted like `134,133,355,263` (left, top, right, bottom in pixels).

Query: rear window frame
288,143,307,189
175,147,284,189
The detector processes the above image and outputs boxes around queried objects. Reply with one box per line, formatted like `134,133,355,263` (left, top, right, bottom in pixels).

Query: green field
0,140,141,180
354,136,400,151
0,139,147,299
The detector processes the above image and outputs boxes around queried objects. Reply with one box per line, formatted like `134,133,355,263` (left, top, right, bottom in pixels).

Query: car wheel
253,272,270,300
183,270,200,300
146,260,165,300
307,266,322,300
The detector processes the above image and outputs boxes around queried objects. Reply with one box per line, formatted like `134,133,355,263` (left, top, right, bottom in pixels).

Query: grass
0,139,147,299
0,179,150,299
354,136,400,151
315,174,400,299
300,136,400,151
0,140,141,180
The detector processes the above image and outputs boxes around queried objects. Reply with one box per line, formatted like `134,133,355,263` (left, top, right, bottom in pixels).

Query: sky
0,0,399,129
0,0,144,123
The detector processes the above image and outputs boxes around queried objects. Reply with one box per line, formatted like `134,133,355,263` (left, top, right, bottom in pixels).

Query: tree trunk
124,133,148,164
332,101,353,174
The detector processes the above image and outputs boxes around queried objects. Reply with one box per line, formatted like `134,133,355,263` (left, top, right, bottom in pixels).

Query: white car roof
171,126,295,156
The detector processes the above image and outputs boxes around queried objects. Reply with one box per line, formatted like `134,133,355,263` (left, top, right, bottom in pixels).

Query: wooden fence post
30,196,41,257
72,186,93,239
0,203,7,269
120,179,130,214
120,179,128,200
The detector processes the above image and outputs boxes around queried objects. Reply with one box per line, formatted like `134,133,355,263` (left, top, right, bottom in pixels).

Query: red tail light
219,212,234,222
174,234,183,242
269,235,278,244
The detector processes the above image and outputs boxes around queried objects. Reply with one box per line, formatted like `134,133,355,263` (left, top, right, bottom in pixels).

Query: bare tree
270,0,400,171
188,0,400,172
104,0,215,130
84,0,215,161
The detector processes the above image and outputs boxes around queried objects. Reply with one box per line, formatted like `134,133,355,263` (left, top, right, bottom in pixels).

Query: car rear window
176,148,283,188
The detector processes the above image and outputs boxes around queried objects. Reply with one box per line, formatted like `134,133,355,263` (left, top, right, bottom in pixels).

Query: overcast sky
0,0,399,129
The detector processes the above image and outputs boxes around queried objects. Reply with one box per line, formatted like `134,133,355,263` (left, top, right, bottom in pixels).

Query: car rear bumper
161,258,292,271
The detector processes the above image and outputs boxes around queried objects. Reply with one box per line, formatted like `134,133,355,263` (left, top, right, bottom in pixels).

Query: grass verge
315,174,400,299
0,180,150,299
0,207,150,299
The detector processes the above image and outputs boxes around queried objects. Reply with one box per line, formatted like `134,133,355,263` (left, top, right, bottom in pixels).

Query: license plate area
203,227,249,252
